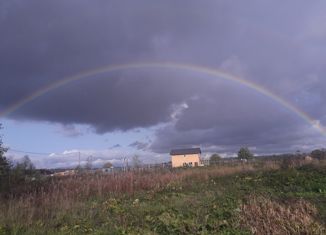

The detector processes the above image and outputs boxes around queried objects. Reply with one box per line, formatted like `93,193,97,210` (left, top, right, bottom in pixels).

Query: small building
170,148,203,168
304,155,313,162
102,167,114,173
52,169,76,177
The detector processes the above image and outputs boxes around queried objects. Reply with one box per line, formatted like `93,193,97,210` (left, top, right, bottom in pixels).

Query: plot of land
1,161,326,234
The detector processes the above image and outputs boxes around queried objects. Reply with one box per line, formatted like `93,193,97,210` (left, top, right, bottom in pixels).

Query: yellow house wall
171,153,201,168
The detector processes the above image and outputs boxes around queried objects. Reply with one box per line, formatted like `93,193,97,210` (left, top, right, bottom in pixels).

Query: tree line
209,147,326,165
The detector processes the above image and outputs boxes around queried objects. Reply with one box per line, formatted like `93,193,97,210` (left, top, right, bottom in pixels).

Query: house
102,166,114,173
304,155,313,162
170,148,203,168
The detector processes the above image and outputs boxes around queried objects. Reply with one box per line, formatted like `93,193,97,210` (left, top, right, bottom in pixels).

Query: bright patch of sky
1,118,156,166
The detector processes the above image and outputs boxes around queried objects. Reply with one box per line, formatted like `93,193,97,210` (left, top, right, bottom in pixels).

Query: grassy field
1,160,326,234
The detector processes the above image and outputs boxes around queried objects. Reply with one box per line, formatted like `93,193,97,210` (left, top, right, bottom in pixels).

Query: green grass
1,164,326,234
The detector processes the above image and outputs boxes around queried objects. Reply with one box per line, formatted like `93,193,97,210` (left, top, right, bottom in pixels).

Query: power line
7,148,53,155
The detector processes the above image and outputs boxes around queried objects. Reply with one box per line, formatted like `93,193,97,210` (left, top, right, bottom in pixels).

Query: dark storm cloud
1,0,326,154
13,70,210,132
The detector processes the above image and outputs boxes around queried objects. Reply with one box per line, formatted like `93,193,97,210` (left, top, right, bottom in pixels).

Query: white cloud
170,102,189,121
6,148,170,169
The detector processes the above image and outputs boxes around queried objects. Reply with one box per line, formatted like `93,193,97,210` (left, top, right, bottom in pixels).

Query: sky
0,0,325,168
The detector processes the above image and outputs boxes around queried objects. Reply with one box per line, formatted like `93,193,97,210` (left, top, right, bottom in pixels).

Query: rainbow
0,62,325,135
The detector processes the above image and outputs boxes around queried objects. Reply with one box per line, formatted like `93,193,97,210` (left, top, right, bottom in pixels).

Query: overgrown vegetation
0,159,326,234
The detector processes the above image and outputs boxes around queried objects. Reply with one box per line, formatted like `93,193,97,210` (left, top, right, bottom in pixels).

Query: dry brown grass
240,195,326,235
0,161,284,228
0,163,275,225
0,170,178,225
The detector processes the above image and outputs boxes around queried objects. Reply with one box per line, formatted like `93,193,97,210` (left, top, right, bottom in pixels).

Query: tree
10,155,38,186
84,156,93,170
311,149,326,160
0,124,10,192
21,155,35,171
103,162,113,168
238,147,254,160
132,155,142,168
209,153,221,165
15,155,35,175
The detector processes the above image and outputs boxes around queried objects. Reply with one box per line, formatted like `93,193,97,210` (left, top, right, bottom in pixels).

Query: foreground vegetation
0,160,326,234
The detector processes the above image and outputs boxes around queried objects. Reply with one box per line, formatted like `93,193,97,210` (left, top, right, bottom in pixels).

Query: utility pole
126,157,129,170
123,157,127,171
78,152,81,168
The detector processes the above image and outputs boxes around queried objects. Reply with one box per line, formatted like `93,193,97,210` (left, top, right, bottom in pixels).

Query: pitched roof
170,148,201,155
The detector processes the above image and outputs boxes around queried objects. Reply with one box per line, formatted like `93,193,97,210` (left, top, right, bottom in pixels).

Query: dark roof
170,148,201,155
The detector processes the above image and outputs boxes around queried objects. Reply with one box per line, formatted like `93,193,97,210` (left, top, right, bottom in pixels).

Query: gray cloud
55,124,84,138
129,141,150,151
109,144,121,149
1,0,326,158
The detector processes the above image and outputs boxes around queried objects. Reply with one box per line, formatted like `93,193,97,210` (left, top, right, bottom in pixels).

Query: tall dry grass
0,161,280,227
240,195,326,235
